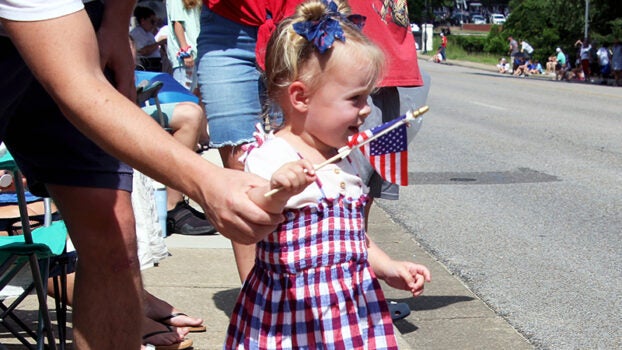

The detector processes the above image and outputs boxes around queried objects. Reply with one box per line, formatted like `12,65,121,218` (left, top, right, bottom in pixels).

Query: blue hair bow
292,0,366,54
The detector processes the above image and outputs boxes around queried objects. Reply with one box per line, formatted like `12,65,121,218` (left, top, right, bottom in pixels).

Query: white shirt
244,136,368,209
0,0,83,37
521,41,534,54
130,25,160,58
0,0,83,21
579,45,592,60
596,47,610,66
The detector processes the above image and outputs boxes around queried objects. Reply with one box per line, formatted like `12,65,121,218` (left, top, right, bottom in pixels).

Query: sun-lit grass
428,32,500,66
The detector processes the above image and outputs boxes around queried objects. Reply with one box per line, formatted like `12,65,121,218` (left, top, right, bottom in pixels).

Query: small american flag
348,114,409,186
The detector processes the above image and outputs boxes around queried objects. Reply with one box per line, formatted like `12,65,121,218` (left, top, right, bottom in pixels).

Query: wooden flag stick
264,105,429,197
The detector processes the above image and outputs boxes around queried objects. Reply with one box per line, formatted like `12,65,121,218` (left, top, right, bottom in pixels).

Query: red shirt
350,1,423,87
204,0,423,87
204,0,301,69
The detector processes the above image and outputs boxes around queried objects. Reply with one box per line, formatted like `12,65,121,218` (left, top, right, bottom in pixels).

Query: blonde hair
182,0,201,10
264,0,385,104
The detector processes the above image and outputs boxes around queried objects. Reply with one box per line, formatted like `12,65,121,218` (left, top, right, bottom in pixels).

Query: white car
490,13,506,25
410,23,420,32
471,14,486,24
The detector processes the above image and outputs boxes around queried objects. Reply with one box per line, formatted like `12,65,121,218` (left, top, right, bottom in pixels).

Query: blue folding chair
135,70,199,105
0,151,69,350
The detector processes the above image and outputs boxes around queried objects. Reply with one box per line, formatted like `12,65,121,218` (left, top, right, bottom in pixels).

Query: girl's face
302,57,374,154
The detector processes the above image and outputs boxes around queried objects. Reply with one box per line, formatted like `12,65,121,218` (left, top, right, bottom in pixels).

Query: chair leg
29,255,56,350
52,260,68,350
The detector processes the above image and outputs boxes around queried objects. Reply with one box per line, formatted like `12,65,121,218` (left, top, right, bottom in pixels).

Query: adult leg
219,146,256,282
146,103,215,235
165,102,203,209
197,8,262,282
47,185,143,349
47,264,195,347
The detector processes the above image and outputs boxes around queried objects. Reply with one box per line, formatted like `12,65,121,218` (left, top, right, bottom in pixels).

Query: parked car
489,13,506,25
449,11,469,25
470,14,486,24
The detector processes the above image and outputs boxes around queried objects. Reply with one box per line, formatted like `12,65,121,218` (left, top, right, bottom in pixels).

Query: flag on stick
347,111,416,186
264,106,428,197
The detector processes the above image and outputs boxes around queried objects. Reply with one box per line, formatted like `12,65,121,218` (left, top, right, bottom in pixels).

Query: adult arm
94,0,137,99
1,10,282,243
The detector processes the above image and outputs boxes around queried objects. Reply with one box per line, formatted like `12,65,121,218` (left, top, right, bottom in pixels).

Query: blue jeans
197,7,265,148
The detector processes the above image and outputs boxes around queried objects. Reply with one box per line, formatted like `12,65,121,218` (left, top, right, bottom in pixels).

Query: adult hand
194,167,284,244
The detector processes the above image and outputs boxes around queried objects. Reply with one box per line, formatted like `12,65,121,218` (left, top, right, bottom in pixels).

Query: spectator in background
165,0,201,92
555,47,567,80
513,56,529,77
432,45,444,63
575,38,592,82
497,57,510,73
546,55,557,75
520,39,534,59
440,31,447,61
508,36,519,72
612,38,622,86
596,42,611,83
131,6,165,72
528,59,544,75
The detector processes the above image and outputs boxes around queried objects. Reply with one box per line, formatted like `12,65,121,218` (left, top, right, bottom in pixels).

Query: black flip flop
388,301,411,321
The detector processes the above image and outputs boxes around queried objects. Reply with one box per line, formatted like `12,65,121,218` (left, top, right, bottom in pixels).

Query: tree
504,0,621,63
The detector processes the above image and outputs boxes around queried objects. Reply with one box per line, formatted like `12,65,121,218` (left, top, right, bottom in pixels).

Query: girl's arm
172,21,194,68
247,159,316,214
367,235,431,297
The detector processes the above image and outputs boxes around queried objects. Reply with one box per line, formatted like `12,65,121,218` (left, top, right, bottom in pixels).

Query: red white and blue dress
225,134,397,349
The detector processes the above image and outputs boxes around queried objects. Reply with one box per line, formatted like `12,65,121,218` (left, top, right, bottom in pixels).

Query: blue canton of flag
348,114,409,186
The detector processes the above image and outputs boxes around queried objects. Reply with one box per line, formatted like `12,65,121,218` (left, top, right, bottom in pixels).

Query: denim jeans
197,7,265,147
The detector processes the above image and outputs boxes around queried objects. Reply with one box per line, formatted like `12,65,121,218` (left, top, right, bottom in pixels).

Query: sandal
388,301,411,321
157,312,206,333
143,324,193,350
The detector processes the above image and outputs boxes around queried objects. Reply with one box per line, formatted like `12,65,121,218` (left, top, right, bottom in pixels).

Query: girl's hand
183,56,194,68
270,159,316,196
380,261,431,297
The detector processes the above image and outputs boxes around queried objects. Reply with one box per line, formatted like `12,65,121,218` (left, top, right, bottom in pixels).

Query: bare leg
219,145,256,282
48,185,143,350
165,102,203,210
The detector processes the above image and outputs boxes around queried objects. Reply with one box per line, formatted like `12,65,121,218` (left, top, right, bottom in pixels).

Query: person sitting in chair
131,37,214,236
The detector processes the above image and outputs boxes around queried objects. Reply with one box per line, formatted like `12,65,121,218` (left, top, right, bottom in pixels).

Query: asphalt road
377,60,622,349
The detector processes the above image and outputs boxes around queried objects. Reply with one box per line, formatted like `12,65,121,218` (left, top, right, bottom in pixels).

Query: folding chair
0,150,69,350
134,71,203,237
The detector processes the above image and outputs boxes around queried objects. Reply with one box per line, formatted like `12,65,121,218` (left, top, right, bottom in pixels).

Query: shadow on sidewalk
213,288,240,316
393,294,475,312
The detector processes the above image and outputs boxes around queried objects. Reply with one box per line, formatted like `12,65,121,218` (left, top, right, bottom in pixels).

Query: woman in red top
196,0,303,281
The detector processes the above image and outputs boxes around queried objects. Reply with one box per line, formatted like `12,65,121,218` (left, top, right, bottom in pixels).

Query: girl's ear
288,81,309,113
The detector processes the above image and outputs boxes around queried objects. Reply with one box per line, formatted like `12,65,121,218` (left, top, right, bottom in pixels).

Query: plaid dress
225,137,397,349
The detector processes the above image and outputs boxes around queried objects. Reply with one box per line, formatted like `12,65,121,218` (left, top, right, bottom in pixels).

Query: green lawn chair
0,150,68,350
